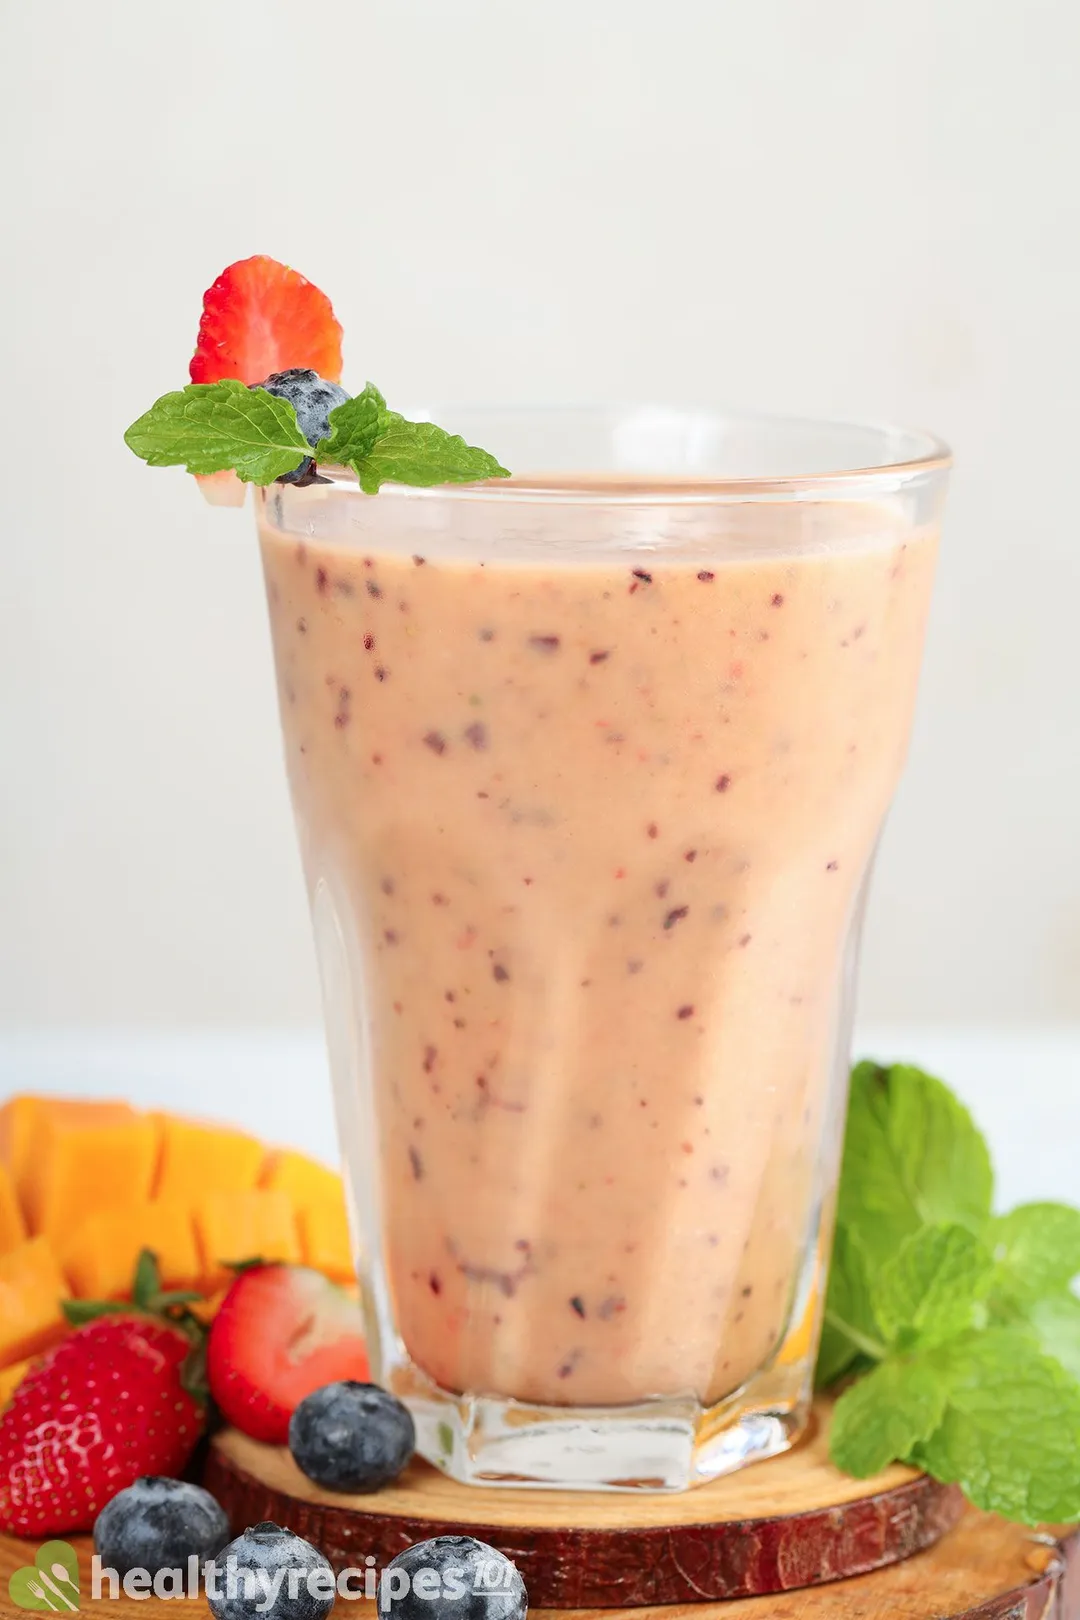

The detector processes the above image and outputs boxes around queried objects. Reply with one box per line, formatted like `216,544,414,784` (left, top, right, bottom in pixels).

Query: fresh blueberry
289,1381,415,1492
93,1476,230,1579
380,1536,527,1620
207,1522,335,1620
253,368,351,484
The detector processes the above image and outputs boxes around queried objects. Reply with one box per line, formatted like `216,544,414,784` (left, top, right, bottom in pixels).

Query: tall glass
255,410,949,1491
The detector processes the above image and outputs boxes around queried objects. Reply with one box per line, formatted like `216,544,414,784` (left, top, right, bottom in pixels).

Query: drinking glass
255,409,949,1490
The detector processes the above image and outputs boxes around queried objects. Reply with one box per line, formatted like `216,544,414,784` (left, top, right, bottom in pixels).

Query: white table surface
0,1026,1076,1212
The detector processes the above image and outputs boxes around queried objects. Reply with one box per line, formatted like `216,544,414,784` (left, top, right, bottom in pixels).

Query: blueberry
289,1381,415,1492
93,1476,230,1579
380,1536,527,1620
207,1522,335,1620
253,368,351,484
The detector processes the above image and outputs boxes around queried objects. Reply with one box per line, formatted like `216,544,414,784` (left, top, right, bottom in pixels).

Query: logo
8,1541,80,1611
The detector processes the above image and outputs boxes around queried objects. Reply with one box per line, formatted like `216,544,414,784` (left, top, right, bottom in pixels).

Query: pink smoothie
259,491,937,1408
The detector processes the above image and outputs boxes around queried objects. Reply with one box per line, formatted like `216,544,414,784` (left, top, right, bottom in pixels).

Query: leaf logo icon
8,1540,80,1611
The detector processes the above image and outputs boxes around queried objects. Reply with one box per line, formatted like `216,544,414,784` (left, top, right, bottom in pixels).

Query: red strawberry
207,1264,369,1445
190,255,343,386
0,1315,205,1535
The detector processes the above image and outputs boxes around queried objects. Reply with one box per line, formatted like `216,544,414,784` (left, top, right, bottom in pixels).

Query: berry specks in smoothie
589,650,611,664
316,566,329,594
364,634,375,650
715,774,732,792
684,849,697,862
676,1004,695,1020
738,933,753,947
771,593,785,607
529,634,561,652
297,617,308,633
375,666,389,680
424,730,447,754
664,906,689,930
429,1271,442,1295
492,963,510,983
366,579,383,599
478,627,496,642
464,722,489,750
423,1045,438,1072
631,569,652,584
569,1295,586,1318
647,822,659,839
826,860,839,871
409,1146,424,1181
697,570,715,583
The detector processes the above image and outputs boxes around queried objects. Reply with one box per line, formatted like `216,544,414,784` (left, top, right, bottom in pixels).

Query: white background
2,0,1079,1052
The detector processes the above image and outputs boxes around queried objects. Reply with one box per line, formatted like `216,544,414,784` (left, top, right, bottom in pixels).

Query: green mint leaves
341,407,509,494
124,380,313,483
821,1060,1080,1524
124,380,510,492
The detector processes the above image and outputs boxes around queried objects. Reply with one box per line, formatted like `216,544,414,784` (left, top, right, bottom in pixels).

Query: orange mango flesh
0,1162,27,1253
23,1101,160,1240
153,1114,265,1203
0,1095,43,1210
263,1149,355,1282
0,1237,70,1364
297,1200,355,1284
194,1189,301,1290
59,1200,201,1300
1,1097,358,1333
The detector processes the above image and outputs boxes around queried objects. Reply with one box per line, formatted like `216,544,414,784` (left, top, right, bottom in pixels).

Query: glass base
387,1357,810,1492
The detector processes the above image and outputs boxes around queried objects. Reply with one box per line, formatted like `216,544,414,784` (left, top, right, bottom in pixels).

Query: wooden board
202,1401,965,1607
1,1516,1077,1618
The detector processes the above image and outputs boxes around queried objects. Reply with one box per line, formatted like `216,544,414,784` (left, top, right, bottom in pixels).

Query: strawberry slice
190,255,343,385
207,1263,370,1445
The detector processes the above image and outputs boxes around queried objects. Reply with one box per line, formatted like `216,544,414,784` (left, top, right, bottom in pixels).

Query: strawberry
190,255,343,386
0,1310,205,1535
207,1264,369,1445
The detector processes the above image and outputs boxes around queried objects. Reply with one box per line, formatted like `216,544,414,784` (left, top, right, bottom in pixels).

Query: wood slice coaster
202,1401,965,1608
0,1517,1077,1618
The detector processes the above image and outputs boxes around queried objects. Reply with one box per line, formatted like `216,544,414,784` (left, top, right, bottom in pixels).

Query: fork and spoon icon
24,1564,79,1611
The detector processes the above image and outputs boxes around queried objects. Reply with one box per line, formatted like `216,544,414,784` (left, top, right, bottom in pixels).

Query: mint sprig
125,380,510,492
124,381,312,483
821,1060,1080,1525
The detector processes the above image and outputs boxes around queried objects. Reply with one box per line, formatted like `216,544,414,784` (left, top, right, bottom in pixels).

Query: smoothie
259,488,937,1410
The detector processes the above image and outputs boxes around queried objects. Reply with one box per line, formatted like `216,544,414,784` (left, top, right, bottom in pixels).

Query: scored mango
154,1114,265,1203
60,1199,201,1300
194,1189,301,1290
0,1237,70,1366
24,1102,160,1241
0,1162,27,1254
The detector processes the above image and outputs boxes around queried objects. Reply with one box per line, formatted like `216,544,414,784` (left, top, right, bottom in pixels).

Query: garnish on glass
124,256,509,496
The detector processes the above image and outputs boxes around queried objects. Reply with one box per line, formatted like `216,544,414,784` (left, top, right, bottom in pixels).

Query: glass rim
284,406,952,508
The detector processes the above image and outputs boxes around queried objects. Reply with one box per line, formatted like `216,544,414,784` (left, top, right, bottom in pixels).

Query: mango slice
25,1102,159,1240
0,1237,70,1365
194,1189,301,1290
154,1114,265,1203
60,1199,201,1300
0,1162,27,1254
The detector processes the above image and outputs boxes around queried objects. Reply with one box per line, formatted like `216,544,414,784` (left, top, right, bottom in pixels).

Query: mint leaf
349,410,510,494
817,1225,886,1386
125,381,310,482
914,1328,1080,1523
874,1224,994,1350
829,1357,948,1477
837,1062,993,1266
314,383,385,468
1028,1293,1080,1381
990,1202,1080,1304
